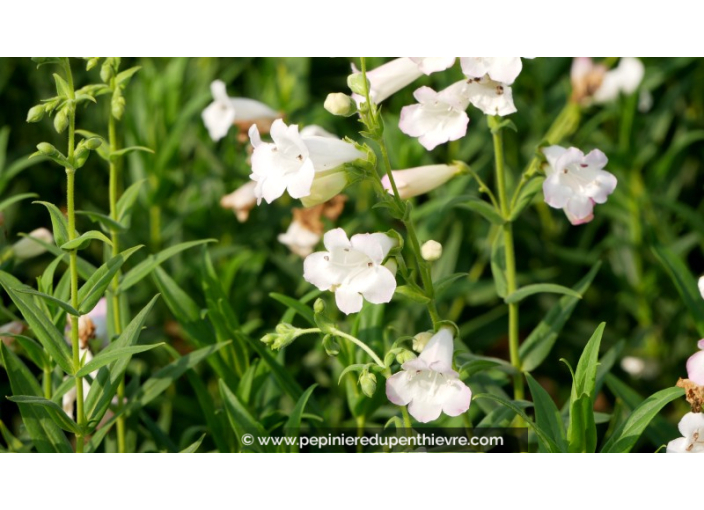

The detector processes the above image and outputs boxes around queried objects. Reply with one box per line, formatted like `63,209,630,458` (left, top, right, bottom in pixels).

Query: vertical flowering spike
541,145,617,225
667,412,704,453
386,329,471,423
399,81,470,150
381,163,462,199
687,340,704,386
303,228,397,314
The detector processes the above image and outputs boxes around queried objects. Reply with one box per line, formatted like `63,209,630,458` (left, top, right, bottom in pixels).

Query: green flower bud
83,137,102,151
396,349,417,364
261,333,278,346
85,57,100,71
300,169,349,208
412,331,434,353
100,60,114,83
26,105,45,123
322,334,340,356
347,73,370,96
36,142,59,157
324,93,358,117
384,351,396,368
313,298,325,314
359,370,377,398
54,108,68,134
112,95,126,120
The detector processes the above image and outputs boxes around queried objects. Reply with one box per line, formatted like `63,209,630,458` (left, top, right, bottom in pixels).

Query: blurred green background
1,57,703,452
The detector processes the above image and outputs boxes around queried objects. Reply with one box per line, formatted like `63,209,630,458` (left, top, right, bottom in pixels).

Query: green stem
330,328,385,368
107,85,127,454
43,366,52,400
489,116,523,402
63,58,85,453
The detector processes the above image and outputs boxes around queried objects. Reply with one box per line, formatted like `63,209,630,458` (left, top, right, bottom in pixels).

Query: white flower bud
324,93,357,117
412,331,434,353
12,228,53,260
421,240,442,262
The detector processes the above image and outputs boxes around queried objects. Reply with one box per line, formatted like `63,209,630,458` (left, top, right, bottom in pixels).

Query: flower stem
107,84,127,454
489,116,523,403
63,58,85,453
330,327,385,368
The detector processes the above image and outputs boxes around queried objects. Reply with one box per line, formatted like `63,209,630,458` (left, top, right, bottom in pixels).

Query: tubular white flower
409,57,456,75
202,80,279,142
541,145,617,225
220,181,258,222
351,58,423,105
465,77,517,116
249,119,362,205
303,228,397,315
278,220,321,258
460,57,530,85
399,81,470,150
386,329,471,423
12,228,53,260
593,57,644,104
687,339,704,386
667,412,704,453
381,164,462,199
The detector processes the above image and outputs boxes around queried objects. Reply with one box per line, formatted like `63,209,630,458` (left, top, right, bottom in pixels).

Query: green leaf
504,283,582,304
53,73,71,97
219,379,269,452
652,245,704,336
110,146,154,161
473,393,560,453
34,201,70,248
394,285,431,304
490,233,507,298
0,344,72,452
446,195,504,225
270,292,316,326
15,287,80,316
180,433,206,453
338,363,367,385
0,271,73,374
75,210,126,232
510,176,545,221
126,342,230,412
116,66,141,86
118,239,217,293
78,245,142,313
519,262,601,371
17,232,97,280
459,356,516,378
601,387,684,453
566,323,605,453
282,384,318,453
525,373,567,452
60,230,113,251
9,334,50,369
76,344,164,378
0,193,38,213
116,179,146,227
84,295,160,427
6,395,81,434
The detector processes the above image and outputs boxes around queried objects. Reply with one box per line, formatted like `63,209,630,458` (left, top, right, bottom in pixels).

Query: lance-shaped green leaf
567,323,605,453
504,283,582,304
0,344,72,452
519,262,601,372
219,379,269,452
33,201,70,248
116,66,141,86
526,373,567,452
180,433,206,453
282,384,318,453
491,233,507,298
76,210,126,233
110,146,154,161
84,295,160,427
118,239,217,293
0,271,73,374
0,193,38,213
509,176,545,221
445,195,505,225
60,230,113,251
7,395,81,435
270,292,317,325
652,245,704,337
78,245,142,313
15,287,80,316
76,343,164,378
601,386,685,453
9,334,50,370
17,232,97,280
116,179,146,227
394,285,431,304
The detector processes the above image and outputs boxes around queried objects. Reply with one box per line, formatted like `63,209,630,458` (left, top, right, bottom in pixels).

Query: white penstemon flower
381,163,462,200
220,181,257,223
350,57,423,105
667,412,704,453
303,228,397,315
399,81,470,150
593,57,644,104
464,76,517,117
202,80,279,142
278,220,321,258
386,329,471,423
687,339,704,386
459,57,531,85
541,145,617,225
409,57,457,76
249,119,363,205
